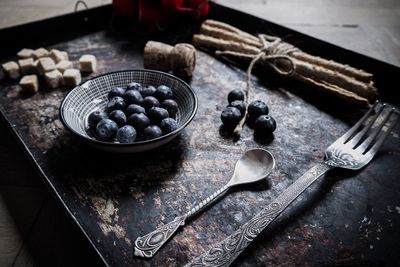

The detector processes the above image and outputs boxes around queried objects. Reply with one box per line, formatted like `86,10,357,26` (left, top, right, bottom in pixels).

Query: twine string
216,34,299,93
216,34,299,135
74,0,88,12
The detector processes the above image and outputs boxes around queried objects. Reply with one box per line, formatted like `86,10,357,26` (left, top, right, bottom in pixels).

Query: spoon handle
134,215,186,258
185,163,332,267
134,184,230,258
185,184,230,219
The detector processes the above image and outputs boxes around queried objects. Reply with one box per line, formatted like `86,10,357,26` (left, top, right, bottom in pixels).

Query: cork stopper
171,43,196,77
143,41,196,77
144,41,173,71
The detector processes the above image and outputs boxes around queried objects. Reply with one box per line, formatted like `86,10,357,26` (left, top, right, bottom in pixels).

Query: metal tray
1,3,399,266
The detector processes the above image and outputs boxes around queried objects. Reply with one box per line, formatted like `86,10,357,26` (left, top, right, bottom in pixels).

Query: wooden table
0,1,399,266
215,0,400,67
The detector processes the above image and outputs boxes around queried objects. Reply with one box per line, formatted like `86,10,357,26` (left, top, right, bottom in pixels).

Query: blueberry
162,99,178,118
254,115,276,134
160,118,178,134
117,125,137,143
155,85,173,101
88,110,107,129
142,96,160,110
108,87,125,100
248,100,269,119
228,100,246,115
108,110,127,127
127,82,142,91
107,96,126,112
124,89,143,105
142,125,162,140
96,119,118,141
139,85,156,97
127,113,150,133
221,106,242,128
228,89,244,103
126,104,146,116
147,107,169,124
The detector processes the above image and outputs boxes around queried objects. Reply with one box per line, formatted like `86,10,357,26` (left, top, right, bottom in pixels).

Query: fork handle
185,163,332,267
134,184,230,258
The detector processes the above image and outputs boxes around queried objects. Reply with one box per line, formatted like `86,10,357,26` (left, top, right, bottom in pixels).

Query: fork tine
349,103,385,147
359,107,394,152
342,101,378,143
364,108,399,155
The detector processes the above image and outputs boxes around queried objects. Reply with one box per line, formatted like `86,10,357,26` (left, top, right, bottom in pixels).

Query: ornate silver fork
186,101,399,267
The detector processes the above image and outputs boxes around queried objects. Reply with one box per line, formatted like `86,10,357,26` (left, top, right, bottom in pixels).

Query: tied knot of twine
251,34,299,77
215,34,299,93
244,34,299,96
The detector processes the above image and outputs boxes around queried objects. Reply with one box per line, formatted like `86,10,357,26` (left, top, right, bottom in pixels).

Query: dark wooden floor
1,0,399,266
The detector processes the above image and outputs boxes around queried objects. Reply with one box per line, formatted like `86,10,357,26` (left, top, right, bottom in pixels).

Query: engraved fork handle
134,184,230,258
185,163,333,267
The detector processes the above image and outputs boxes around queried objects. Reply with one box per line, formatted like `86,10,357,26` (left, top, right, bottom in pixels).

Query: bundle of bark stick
192,19,378,106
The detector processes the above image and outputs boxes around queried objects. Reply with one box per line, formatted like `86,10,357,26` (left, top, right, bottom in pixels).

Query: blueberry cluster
88,82,178,143
221,89,276,135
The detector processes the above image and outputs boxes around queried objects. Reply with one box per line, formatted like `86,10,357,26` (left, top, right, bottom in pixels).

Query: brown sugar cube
18,58,36,74
19,75,38,93
37,57,56,73
17,48,34,59
33,48,49,59
56,60,73,73
49,49,66,63
79,54,97,73
45,70,63,88
33,60,41,74
2,61,20,79
63,69,81,86
60,51,69,61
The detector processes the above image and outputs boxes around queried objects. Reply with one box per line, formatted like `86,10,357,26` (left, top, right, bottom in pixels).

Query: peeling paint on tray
91,196,131,245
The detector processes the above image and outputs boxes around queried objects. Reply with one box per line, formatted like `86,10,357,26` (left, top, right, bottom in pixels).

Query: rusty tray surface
1,3,400,266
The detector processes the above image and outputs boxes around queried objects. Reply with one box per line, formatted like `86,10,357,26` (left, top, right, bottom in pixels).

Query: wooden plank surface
0,0,111,29
1,5,400,266
215,0,400,67
0,190,34,267
0,0,399,266
0,185,46,267
0,115,107,266
0,111,44,267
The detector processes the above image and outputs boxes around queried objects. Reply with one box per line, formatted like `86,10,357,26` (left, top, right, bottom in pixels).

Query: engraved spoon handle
185,163,332,267
134,184,230,258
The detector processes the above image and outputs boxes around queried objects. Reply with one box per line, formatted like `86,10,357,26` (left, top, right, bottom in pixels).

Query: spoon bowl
228,148,275,187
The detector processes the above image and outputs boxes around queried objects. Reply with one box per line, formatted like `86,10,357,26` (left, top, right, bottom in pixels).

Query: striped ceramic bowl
60,69,198,153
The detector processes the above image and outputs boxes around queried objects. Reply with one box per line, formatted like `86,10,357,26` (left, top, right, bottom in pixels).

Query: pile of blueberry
221,89,276,134
87,82,179,143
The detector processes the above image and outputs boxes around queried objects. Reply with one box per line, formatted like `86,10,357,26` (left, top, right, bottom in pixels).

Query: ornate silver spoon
134,148,275,258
